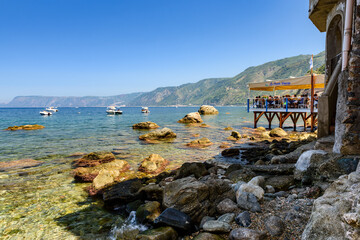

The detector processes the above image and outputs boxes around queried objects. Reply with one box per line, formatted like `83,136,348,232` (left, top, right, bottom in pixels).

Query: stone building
309,0,360,154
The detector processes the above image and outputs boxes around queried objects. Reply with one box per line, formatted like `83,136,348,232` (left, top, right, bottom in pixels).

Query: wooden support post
310,72,315,132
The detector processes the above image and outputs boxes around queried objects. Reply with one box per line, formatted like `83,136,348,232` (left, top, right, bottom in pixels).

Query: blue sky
0,0,325,103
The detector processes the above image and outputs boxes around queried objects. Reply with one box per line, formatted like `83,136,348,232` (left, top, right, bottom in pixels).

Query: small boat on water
45,107,58,112
40,111,52,116
106,106,123,115
141,107,150,113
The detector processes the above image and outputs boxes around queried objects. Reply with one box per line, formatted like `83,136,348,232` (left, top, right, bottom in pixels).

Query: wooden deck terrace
248,107,318,131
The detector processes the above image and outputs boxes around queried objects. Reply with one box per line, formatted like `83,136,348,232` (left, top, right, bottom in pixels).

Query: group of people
253,94,319,109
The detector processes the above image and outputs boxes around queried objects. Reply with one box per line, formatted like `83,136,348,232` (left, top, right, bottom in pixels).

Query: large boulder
103,178,143,210
270,141,316,164
294,151,359,184
0,159,43,171
269,128,288,137
5,124,45,131
139,128,177,141
154,208,193,232
302,169,360,240
198,105,219,115
178,112,203,123
132,121,160,129
163,176,235,223
138,154,169,174
73,152,116,168
186,138,213,148
174,162,209,179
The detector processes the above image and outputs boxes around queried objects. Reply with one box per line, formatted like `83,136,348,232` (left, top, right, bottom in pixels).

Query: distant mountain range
2,51,325,107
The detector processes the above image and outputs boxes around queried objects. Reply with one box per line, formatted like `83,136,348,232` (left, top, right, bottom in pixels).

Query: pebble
235,211,251,227
203,220,231,233
264,216,285,236
217,213,235,224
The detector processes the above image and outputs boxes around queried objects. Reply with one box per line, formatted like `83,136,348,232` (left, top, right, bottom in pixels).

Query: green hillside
129,51,325,106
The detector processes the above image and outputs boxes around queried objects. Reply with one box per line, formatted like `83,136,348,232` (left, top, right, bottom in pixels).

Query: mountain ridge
3,52,325,107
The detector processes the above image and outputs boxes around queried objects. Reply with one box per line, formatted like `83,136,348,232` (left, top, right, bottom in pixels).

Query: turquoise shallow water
0,106,272,239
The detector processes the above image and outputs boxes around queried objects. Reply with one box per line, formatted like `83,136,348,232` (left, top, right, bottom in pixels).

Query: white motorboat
141,107,150,113
40,111,52,116
45,107,58,112
106,106,123,115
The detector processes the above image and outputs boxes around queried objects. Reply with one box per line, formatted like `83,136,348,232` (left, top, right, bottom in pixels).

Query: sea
0,107,272,239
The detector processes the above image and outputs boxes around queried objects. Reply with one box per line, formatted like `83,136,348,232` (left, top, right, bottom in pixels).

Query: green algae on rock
5,124,45,131
139,128,176,141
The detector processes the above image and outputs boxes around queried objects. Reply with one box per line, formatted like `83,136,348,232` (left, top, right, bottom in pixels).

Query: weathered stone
221,148,240,157
229,228,264,240
269,128,288,137
216,198,239,214
139,128,177,141
136,201,161,223
138,154,169,174
103,178,143,210
264,216,285,236
138,184,163,201
0,159,43,171
5,124,45,131
224,127,233,131
236,191,261,212
154,208,193,232
163,176,235,223
178,112,203,123
248,176,265,188
186,138,213,148
260,131,271,139
217,213,235,224
202,220,231,233
193,232,225,240
174,162,209,179
198,105,219,115
265,175,294,191
200,216,216,229
302,171,360,240
136,226,178,240
238,183,264,200
227,169,256,183
235,211,251,227
132,121,160,129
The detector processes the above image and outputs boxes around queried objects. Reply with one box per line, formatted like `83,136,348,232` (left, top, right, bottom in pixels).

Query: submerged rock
178,112,203,123
138,154,169,174
5,124,45,131
0,159,43,171
198,105,219,115
186,138,213,148
73,152,116,168
132,121,160,129
73,159,130,182
139,128,177,141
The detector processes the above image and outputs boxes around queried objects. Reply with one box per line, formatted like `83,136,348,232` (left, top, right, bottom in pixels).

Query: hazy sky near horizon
0,0,325,103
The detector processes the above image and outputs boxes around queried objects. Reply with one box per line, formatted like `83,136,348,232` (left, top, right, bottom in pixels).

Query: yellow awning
248,74,325,91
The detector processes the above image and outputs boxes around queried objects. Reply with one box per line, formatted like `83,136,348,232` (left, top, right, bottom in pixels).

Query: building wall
333,2,360,154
